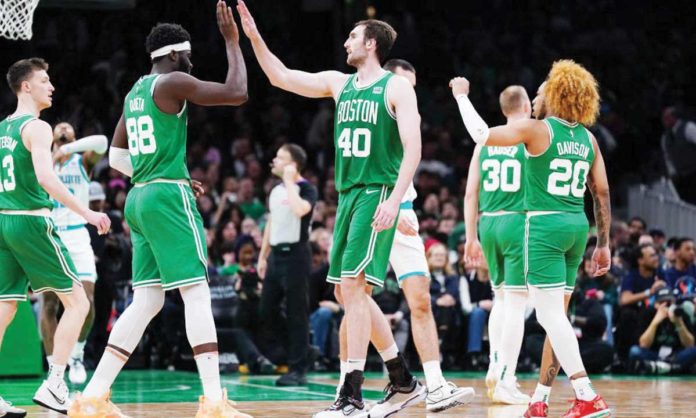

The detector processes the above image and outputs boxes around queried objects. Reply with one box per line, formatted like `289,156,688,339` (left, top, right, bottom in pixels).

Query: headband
150,41,191,59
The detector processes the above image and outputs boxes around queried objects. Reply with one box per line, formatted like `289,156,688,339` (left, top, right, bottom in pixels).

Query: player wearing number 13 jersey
451,60,611,418
73,5,252,418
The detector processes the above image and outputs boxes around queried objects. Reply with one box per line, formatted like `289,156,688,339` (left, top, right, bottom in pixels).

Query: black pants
260,243,311,372
525,334,614,373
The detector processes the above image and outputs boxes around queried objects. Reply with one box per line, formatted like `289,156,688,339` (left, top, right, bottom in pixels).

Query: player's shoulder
386,73,413,90
21,118,51,135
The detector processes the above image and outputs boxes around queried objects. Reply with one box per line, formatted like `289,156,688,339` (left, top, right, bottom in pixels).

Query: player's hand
217,0,239,43
237,0,260,41
84,210,111,235
191,180,205,197
464,238,483,267
282,163,298,184
396,215,418,236
591,245,611,277
257,258,267,279
449,77,470,97
372,197,399,232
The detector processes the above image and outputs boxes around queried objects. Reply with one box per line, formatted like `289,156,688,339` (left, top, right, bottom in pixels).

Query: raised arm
158,1,247,106
464,145,483,265
587,133,612,276
372,75,422,231
237,0,347,99
25,120,110,234
449,76,549,152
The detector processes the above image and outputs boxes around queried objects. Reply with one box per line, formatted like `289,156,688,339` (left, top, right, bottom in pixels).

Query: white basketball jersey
401,182,417,203
53,154,89,228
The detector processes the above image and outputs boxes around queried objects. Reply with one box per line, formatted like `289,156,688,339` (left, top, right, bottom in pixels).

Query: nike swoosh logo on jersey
365,189,380,195
47,387,66,405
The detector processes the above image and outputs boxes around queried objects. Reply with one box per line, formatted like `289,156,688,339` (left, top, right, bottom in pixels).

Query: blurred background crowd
1,0,695,377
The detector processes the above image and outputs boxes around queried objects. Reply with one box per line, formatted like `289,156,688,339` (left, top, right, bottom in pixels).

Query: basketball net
0,0,40,40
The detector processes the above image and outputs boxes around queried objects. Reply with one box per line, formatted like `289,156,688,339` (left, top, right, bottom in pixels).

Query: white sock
336,361,349,398
378,343,399,363
488,290,505,366
346,359,366,373
48,363,66,385
83,351,126,398
71,341,86,361
531,383,551,404
46,355,54,365
571,377,597,401
499,291,527,384
422,360,446,392
196,352,223,402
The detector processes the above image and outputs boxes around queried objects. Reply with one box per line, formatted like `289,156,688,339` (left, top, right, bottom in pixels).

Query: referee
258,143,318,386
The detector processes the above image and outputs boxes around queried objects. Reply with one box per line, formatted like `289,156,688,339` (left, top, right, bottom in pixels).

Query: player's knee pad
179,282,212,307
131,286,166,319
180,283,217,346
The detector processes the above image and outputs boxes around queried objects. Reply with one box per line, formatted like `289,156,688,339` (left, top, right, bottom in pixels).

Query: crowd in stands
1,1,695,376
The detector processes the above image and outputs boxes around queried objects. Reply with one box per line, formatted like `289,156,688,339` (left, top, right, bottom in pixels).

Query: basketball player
463,85,531,405
450,60,612,418
238,2,423,417
40,122,107,385
68,2,251,418
0,58,110,416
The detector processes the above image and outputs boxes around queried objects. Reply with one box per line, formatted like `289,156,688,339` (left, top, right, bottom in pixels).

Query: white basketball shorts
57,226,97,283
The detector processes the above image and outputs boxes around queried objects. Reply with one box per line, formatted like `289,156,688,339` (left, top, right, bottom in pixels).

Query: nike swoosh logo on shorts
365,189,380,195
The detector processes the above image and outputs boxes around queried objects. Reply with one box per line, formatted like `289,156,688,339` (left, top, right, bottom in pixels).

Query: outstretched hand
236,0,260,41
217,0,239,43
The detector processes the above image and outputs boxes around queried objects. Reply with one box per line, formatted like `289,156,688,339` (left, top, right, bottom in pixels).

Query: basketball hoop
0,0,40,40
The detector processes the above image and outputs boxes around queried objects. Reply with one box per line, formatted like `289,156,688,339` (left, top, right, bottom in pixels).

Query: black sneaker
368,376,427,418
276,370,308,386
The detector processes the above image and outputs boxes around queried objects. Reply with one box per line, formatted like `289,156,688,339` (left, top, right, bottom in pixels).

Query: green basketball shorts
479,212,526,291
525,211,588,293
125,180,208,291
327,185,397,287
0,211,80,301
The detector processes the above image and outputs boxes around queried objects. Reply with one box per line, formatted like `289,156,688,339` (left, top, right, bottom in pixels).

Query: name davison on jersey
487,146,518,157
336,99,379,125
0,136,18,152
556,141,590,159
129,97,145,113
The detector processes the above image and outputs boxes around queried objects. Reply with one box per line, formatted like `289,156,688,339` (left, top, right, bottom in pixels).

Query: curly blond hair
544,60,600,126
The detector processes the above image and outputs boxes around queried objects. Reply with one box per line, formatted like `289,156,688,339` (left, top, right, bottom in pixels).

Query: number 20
547,158,590,198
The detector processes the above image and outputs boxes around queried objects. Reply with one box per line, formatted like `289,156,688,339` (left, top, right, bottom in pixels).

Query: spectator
576,252,619,345
628,216,647,243
427,242,461,369
616,244,666,359
307,242,339,368
570,291,615,373
664,238,696,288
629,288,696,374
372,275,411,357
458,258,493,370
237,178,266,221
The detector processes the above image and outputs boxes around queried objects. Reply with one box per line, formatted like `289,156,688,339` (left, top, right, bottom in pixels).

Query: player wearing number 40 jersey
0,58,110,417
70,2,251,418
237,2,423,417
452,60,612,418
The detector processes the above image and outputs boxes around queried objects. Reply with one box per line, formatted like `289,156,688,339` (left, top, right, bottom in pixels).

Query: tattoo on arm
589,179,611,247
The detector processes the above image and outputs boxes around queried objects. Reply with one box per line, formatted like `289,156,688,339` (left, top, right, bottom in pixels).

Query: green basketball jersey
333,71,403,192
123,74,190,183
0,114,52,210
525,117,595,212
479,144,525,212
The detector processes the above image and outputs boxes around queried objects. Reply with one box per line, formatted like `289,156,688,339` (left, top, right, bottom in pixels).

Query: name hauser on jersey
556,141,590,159
487,146,518,158
0,136,18,152
336,98,379,125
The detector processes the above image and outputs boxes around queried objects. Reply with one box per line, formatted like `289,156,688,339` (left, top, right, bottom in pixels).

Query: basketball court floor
1,370,694,417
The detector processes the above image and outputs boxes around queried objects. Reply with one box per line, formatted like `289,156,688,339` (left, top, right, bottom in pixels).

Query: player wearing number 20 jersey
327,71,404,287
525,116,595,292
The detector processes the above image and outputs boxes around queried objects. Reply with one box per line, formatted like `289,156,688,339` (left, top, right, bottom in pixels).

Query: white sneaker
0,396,27,418
492,378,530,405
33,379,72,414
426,382,475,412
313,396,369,418
485,364,499,400
368,377,427,418
69,358,87,385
